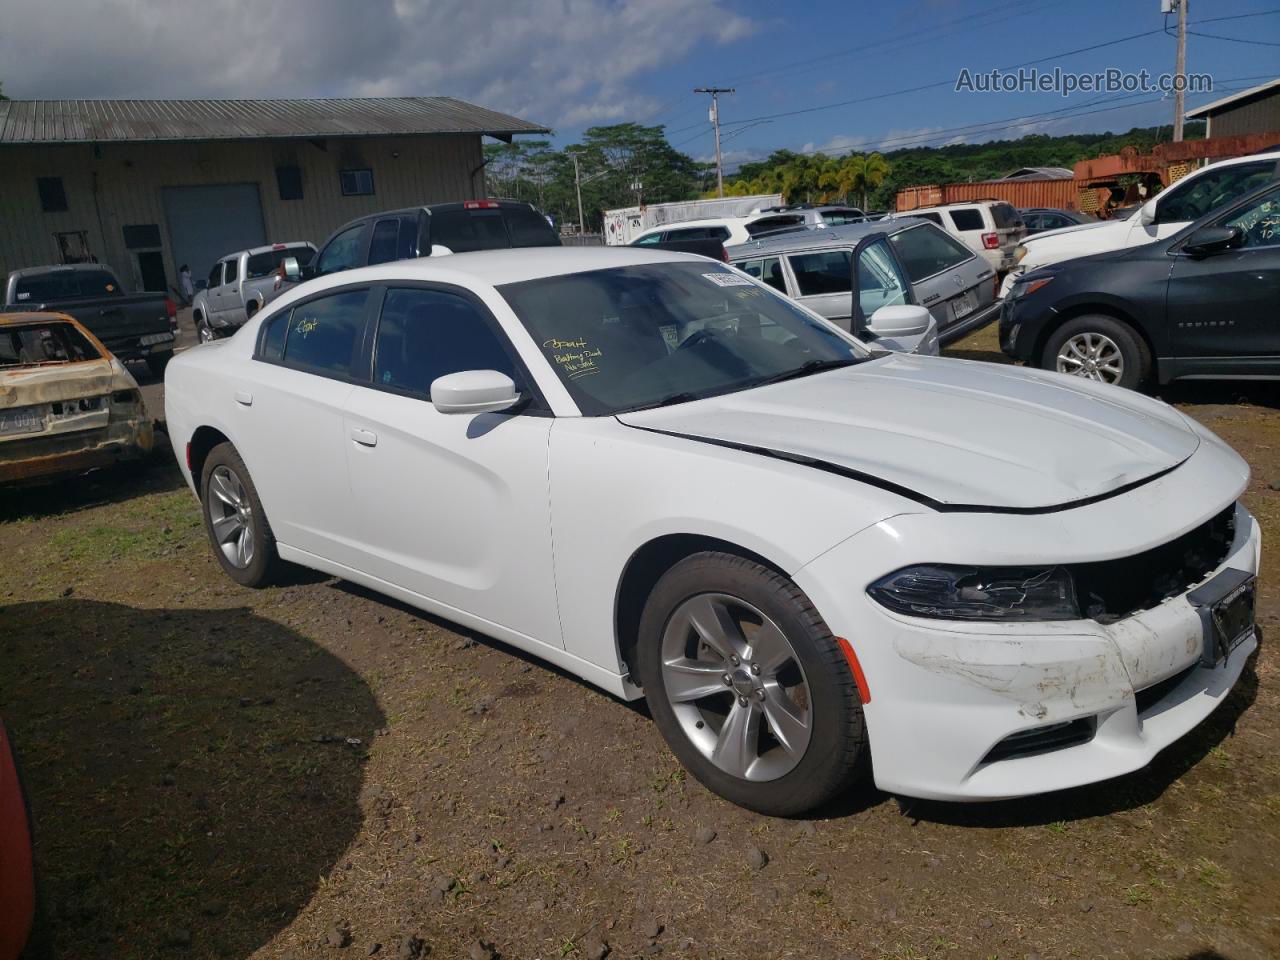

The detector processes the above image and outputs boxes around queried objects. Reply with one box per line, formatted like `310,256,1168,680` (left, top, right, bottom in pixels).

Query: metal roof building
0,97,548,303
1184,79,1280,139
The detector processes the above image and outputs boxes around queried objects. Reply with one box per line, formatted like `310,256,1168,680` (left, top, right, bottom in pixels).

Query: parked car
1002,149,1280,296
894,200,1026,273
192,242,316,343
0,717,35,960
1001,178,1280,389
2,264,176,375
1020,208,1097,235
302,200,560,281
629,212,807,248
0,312,154,485
166,246,1258,814
727,218,997,345
754,203,868,226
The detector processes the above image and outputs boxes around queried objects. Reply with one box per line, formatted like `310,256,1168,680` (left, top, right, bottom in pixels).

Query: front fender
547,417,918,675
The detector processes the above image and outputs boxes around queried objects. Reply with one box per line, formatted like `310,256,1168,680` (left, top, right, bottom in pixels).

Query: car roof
240,241,315,257
313,245,716,288
724,218,923,257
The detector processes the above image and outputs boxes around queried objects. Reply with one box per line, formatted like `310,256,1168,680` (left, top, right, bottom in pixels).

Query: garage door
162,184,267,283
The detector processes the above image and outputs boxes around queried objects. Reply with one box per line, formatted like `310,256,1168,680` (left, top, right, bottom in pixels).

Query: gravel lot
1,324,1277,960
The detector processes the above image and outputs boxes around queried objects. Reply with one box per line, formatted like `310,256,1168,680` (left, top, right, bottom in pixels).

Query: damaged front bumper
795,439,1259,801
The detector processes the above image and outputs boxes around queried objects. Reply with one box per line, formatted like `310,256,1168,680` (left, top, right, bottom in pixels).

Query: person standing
179,264,194,305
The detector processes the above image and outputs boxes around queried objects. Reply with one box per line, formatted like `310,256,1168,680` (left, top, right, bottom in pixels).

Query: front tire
1041,314,1149,390
200,442,280,587
635,552,867,815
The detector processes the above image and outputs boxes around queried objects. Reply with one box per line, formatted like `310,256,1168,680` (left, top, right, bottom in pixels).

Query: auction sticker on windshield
703,273,754,287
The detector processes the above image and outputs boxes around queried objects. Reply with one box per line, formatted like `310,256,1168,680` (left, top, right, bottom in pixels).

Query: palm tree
842,153,890,210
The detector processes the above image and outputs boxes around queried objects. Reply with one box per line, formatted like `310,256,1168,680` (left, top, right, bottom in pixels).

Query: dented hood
617,354,1199,511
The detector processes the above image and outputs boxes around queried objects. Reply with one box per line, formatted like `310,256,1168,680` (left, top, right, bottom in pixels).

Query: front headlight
1010,275,1054,301
868,564,1079,621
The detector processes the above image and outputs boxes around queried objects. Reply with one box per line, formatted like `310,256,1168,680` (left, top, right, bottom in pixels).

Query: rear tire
635,551,867,815
1041,314,1150,390
199,442,280,588
146,352,172,378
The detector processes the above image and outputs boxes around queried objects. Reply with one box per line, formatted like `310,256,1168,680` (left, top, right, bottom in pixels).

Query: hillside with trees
483,122,1201,229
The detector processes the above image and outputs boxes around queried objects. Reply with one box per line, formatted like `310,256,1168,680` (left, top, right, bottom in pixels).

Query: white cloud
0,0,757,132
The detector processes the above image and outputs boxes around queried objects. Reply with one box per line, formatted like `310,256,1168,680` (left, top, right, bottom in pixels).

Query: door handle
350,427,378,447
234,391,253,406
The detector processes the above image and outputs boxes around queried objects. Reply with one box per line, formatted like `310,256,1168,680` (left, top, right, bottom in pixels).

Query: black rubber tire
146,351,173,378
199,442,280,588
245,300,260,319
1040,314,1150,391
635,552,867,816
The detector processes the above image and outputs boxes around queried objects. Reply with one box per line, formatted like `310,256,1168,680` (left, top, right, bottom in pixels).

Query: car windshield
0,321,101,367
498,261,869,416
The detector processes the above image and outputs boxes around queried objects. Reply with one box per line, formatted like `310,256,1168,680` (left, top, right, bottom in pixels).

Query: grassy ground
1,324,1278,960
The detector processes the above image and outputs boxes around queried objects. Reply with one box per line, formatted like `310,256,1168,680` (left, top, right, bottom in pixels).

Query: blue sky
1,0,1276,172
556,0,1280,169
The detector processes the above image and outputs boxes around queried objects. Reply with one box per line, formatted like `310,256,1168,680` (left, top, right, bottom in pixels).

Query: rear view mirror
431,370,521,415
1182,225,1245,257
866,305,939,356
281,257,300,279
1138,197,1158,226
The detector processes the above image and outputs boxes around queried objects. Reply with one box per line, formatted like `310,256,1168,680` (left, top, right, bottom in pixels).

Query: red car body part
0,719,34,960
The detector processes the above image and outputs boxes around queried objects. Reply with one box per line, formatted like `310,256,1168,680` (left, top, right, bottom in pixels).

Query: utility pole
695,87,735,197
570,152,586,235
1164,0,1189,141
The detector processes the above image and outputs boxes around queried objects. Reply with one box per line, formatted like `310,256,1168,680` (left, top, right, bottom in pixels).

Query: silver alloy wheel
207,465,255,569
1056,331,1124,383
660,592,812,782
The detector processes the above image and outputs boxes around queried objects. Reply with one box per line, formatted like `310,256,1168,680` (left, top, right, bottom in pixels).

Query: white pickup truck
1000,150,1280,297
192,242,316,342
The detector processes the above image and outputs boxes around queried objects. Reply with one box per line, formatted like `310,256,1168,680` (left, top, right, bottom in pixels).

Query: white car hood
1021,218,1128,265
617,355,1199,511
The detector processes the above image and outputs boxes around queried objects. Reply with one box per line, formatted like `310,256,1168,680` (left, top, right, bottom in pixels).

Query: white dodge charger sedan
165,246,1259,814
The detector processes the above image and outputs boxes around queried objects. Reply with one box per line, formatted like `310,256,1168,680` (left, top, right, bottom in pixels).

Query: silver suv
726,218,999,345
895,200,1026,273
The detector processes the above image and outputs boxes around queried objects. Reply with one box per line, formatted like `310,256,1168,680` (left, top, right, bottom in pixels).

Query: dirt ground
2,323,1278,960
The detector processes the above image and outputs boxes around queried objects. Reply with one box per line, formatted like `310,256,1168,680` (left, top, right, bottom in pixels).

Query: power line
1187,29,1280,47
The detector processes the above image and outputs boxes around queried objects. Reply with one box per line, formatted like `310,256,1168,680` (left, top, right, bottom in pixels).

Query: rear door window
736,257,787,293
223,258,239,284
948,209,984,231
278,289,368,377
368,218,401,265
889,223,973,282
373,288,517,396
787,250,852,296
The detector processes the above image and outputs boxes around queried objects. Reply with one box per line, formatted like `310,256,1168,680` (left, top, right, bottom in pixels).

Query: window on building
276,165,304,201
339,168,375,197
37,177,68,213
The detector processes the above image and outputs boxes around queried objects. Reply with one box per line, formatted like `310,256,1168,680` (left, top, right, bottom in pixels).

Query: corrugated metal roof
1185,78,1280,119
0,97,549,144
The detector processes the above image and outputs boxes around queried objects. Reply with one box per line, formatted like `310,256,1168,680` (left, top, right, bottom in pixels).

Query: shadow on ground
0,599,384,960
0,451,186,525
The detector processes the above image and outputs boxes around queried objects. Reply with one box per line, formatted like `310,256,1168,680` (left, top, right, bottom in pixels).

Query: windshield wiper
750,357,859,388
619,392,702,413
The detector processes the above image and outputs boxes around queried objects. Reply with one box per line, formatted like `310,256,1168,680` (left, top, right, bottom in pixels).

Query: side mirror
1138,197,1158,226
431,370,521,415
1182,225,1244,257
281,257,300,279
866,304,939,356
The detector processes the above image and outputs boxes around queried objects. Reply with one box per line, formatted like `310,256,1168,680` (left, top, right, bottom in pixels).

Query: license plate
1207,576,1255,665
140,332,175,346
949,291,977,321
0,404,46,437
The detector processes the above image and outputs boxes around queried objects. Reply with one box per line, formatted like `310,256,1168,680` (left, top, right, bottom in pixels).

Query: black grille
982,717,1096,764
1070,505,1236,624
1135,664,1199,716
